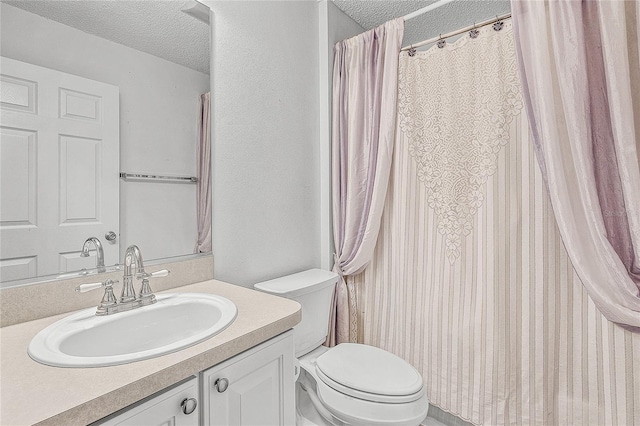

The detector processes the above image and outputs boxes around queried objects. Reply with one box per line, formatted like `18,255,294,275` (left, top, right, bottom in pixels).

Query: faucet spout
123,244,145,277
78,244,163,315
121,245,145,305
81,237,105,273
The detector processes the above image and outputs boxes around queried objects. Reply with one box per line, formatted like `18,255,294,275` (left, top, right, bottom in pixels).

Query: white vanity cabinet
96,377,200,426
201,331,295,426
94,331,295,426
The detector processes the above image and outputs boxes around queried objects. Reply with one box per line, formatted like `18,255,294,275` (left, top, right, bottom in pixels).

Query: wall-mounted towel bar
119,172,198,183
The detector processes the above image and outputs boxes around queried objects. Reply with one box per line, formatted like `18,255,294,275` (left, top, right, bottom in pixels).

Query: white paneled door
0,57,119,282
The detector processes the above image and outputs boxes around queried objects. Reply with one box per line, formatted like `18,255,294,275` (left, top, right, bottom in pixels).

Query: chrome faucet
80,237,106,273
76,244,169,316
121,244,144,306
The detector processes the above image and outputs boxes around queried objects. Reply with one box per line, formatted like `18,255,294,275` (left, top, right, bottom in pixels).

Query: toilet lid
315,343,423,403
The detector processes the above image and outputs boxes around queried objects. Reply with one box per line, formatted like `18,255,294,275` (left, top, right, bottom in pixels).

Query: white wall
327,2,365,59
206,0,321,287
0,4,210,262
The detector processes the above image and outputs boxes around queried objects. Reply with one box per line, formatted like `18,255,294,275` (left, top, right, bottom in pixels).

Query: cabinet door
202,331,295,426
95,377,199,426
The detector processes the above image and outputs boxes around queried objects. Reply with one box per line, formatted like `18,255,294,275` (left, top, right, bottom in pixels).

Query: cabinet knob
105,231,117,241
214,378,229,393
180,397,197,415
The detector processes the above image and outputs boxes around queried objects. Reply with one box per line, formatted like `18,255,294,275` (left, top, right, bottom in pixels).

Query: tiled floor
423,416,447,426
298,378,473,426
425,405,475,426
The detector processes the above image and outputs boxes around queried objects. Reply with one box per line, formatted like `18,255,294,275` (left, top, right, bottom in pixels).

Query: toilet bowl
299,345,429,426
255,269,429,426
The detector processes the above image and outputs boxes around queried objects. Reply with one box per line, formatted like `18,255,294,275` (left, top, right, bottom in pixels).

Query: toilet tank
255,269,338,357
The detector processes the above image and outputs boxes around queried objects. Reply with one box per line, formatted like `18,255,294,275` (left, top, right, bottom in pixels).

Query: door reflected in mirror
0,1,211,287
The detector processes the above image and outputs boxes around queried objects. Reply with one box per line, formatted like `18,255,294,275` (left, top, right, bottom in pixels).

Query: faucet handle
146,269,170,278
76,279,120,316
137,270,168,307
75,279,119,293
75,282,105,293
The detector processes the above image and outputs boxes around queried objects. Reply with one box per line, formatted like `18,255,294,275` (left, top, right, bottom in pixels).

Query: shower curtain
328,18,404,345
194,92,211,253
352,22,640,425
512,0,640,327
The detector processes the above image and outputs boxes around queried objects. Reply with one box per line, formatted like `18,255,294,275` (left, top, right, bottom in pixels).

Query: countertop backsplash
0,254,214,327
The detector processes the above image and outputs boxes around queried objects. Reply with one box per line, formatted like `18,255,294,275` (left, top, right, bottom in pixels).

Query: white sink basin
28,293,237,368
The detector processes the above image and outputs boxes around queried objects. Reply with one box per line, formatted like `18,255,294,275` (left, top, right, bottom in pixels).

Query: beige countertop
0,280,301,426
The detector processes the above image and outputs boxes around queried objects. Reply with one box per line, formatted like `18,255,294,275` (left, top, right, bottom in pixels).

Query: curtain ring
469,22,479,39
437,34,446,49
493,16,504,31
408,44,417,57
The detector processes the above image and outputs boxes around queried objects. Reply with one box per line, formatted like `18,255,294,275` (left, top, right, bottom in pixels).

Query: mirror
0,1,211,287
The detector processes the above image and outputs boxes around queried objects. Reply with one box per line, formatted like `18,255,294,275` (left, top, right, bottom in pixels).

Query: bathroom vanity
97,332,294,426
0,279,301,425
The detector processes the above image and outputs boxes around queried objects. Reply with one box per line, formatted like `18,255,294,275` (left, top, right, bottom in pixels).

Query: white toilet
255,269,429,426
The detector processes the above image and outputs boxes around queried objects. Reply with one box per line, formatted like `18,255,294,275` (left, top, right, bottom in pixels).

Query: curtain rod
403,0,456,21
119,172,198,183
400,13,512,52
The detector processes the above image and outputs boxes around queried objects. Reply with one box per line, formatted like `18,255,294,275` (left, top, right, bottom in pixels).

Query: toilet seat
315,369,425,404
315,343,424,404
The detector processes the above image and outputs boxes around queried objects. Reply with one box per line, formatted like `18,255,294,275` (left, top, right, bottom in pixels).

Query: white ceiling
2,0,211,74
2,1,510,75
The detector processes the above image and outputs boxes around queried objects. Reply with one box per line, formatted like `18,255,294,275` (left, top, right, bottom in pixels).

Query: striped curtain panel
352,22,640,426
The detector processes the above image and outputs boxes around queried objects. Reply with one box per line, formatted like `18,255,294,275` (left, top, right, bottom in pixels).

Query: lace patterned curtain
397,23,522,264
352,22,640,425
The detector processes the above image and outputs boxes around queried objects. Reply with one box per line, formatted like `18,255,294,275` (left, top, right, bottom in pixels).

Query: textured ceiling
2,0,210,74
3,1,511,75
331,0,511,46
